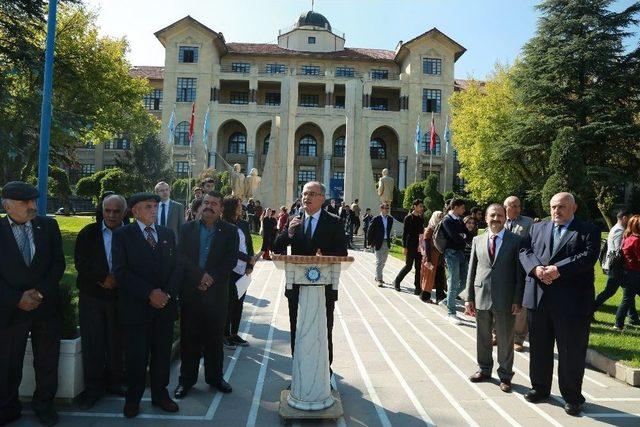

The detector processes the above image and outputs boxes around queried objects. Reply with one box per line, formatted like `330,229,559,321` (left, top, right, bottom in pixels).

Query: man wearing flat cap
112,192,182,418
0,181,65,426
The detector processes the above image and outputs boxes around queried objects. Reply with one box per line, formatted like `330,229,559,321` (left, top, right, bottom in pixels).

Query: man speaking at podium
274,181,347,369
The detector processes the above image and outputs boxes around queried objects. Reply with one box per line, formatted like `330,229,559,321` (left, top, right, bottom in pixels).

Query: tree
75,168,116,202
423,174,445,216
172,178,196,203
27,165,72,212
402,180,425,210
115,133,173,191
99,169,138,197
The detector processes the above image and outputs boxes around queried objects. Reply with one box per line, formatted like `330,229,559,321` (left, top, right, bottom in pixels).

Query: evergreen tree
115,134,173,191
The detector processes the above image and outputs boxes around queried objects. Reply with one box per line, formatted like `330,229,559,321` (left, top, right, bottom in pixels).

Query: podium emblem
305,266,321,282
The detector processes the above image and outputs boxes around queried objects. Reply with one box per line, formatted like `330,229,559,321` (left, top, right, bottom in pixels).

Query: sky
85,0,640,80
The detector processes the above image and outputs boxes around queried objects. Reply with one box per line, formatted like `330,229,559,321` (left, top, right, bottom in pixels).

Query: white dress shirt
233,227,248,275
8,216,36,261
304,210,321,237
381,214,389,236
101,221,114,272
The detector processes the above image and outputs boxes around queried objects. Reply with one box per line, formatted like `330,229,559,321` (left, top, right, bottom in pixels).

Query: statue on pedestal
244,168,262,200
377,168,395,205
227,163,246,200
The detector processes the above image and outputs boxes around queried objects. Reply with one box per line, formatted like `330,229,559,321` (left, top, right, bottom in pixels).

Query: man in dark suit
112,193,182,418
519,192,600,416
273,181,347,368
367,203,394,286
392,200,425,294
154,181,185,242
74,194,127,409
173,192,239,399
0,181,65,426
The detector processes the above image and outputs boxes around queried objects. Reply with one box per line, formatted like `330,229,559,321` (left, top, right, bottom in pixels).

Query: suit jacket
273,209,347,300
367,214,394,250
519,218,600,316
506,215,533,237
159,200,185,242
466,230,524,312
178,219,239,307
112,222,182,324
74,222,116,300
0,215,65,327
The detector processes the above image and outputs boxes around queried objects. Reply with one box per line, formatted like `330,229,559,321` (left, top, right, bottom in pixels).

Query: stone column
247,150,255,173
209,150,217,169
398,156,407,190
323,153,331,191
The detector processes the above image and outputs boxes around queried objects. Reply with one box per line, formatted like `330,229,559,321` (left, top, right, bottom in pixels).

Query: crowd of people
0,176,637,425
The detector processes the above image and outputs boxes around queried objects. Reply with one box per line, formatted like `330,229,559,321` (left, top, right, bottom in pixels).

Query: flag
188,102,195,146
167,105,176,144
444,114,451,155
429,112,438,151
414,116,421,155
202,104,210,151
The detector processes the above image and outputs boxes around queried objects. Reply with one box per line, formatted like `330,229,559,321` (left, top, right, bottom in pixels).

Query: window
300,65,320,75
332,171,344,180
81,164,95,176
175,161,190,177
371,69,389,80
423,58,442,75
228,132,247,154
299,94,319,107
266,63,285,74
298,135,317,156
336,67,354,77
421,132,441,155
143,89,163,111
333,137,345,157
297,167,316,196
370,97,388,111
422,89,442,113
370,138,386,159
230,92,249,105
265,92,281,106
82,142,94,149
308,36,316,44
105,137,131,150
177,77,196,102
231,62,250,73
263,134,270,155
179,46,199,63
335,95,345,108
174,121,190,146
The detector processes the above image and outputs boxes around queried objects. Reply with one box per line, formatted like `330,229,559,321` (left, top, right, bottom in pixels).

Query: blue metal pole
37,0,58,215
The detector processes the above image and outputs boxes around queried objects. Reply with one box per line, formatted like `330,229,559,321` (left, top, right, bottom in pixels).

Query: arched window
228,132,246,154
298,135,317,157
174,121,190,146
421,132,441,155
370,138,386,159
333,136,345,157
263,133,270,155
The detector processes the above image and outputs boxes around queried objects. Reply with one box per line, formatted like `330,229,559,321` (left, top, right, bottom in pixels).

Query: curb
586,348,640,386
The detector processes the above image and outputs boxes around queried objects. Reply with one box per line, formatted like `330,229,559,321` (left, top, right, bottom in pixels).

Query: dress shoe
106,385,126,396
499,381,512,393
223,337,237,350
212,379,233,394
514,343,525,352
77,392,101,410
232,335,249,347
152,396,179,413
394,283,401,292
173,384,190,399
524,389,550,403
123,403,139,418
564,403,582,416
34,407,59,427
469,371,491,383
413,288,421,295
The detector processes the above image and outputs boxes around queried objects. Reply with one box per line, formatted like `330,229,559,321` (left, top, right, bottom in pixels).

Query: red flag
429,113,438,150
188,102,196,145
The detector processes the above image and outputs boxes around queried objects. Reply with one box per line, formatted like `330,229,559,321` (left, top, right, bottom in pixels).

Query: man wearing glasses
367,203,394,286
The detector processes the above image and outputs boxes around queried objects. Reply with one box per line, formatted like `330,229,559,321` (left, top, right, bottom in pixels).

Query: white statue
244,168,262,200
377,168,395,205
228,163,246,200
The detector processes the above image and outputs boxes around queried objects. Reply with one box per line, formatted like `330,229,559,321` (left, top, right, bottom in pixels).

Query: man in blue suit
519,192,600,416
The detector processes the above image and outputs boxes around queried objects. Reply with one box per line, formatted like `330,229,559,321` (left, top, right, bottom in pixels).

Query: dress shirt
198,220,216,269
555,217,574,239
156,200,170,226
486,228,506,259
233,227,248,275
102,221,114,272
304,209,321,237
8,216,36,260
136,220,157,243
381,214,389,236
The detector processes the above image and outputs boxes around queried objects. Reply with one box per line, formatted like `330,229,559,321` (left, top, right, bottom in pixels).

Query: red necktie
145,226,157,249
489,235,497,262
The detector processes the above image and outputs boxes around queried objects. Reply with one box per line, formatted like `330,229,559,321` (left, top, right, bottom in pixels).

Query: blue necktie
15,224,32,265
551,224,563,253
160,203,166,227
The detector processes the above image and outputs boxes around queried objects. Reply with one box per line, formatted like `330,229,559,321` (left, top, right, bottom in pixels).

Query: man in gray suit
504,196,533,352
155,182,185,242
464,203,524,393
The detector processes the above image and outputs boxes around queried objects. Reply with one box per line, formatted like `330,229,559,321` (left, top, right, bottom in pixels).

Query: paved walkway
15,246,640,426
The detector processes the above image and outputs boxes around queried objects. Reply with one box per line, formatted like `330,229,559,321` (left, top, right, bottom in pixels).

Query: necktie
489,234,497,262
15,224,32,265
145,226,157,249
507,219,513,231
160,203,166,227
551,224,563,253
305,216,313,241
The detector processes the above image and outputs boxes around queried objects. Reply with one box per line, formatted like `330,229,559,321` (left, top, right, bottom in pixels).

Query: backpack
432,220,449,254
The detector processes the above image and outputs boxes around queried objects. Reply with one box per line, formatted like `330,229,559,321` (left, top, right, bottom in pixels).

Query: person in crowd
615,214,640,330
0,182,65,426
221,196,255,350
277,206,289,232
441,198,470,323
185,198,204,222
290,199,302,216
595,208,638,324
367,203,394,286
326,198,340,216
95,191,115,224
75,194,127,410
471,206,486,229
154,181,185,242
393,199,425,295
351,199,361,235
201,178,215,194
362,208,373,249
464,204,524,393
420,211,446,303
253,201,263,233
502,195,534,352
185,187,204,221
463,215,478,260
260,207,278,260
273,181,347,373
112,193,182,418
173,192,238,400
246,199,256,232
340,204,356,249
519,192,599,416
193,186,203,202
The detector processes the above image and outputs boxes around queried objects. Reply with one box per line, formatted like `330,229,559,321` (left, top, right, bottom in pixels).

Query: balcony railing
220,65,251,74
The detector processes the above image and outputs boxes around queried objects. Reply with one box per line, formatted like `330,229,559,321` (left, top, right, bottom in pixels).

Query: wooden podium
272,254,353,421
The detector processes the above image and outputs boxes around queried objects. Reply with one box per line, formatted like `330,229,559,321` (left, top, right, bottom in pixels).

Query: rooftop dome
296,10,331,30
